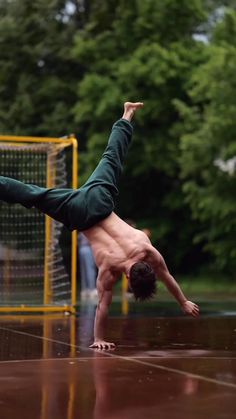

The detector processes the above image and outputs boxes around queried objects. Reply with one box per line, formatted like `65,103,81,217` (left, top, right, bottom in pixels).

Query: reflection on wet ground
0,301,236,418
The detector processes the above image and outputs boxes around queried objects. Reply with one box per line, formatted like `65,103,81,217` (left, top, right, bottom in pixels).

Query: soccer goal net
0,135,78,313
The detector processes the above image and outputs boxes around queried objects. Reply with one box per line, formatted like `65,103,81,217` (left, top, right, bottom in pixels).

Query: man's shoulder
144,244,162,264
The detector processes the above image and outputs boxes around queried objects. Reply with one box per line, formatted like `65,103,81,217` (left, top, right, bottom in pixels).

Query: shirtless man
83,103,199,349
0,102,199,350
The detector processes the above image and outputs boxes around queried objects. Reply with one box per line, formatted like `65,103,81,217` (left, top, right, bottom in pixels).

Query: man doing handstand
0,102,199,349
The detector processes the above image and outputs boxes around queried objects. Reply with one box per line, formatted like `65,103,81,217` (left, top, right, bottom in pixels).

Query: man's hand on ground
181,301,200,317
89,340,116,350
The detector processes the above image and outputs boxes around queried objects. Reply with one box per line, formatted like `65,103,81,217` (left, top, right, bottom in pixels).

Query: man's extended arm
152,250,199,317
89,270,116,350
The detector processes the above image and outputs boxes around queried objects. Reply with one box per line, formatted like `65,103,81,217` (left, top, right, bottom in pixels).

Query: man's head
129,262,156,301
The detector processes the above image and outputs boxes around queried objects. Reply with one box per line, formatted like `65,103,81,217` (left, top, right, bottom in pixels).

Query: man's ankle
122,112,132,122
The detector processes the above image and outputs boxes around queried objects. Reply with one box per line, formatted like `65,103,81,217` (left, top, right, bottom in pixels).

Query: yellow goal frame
0,134,78,314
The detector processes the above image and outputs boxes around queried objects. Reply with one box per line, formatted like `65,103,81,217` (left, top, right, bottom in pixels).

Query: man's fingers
108,343,116,350
89,343,99,348
97,344,113,350
89,342,116,350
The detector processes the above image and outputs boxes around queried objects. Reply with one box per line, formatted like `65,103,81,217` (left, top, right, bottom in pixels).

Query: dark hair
129,262,156,301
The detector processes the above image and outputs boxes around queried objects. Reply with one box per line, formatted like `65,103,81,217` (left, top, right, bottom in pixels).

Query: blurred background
0,0,235,300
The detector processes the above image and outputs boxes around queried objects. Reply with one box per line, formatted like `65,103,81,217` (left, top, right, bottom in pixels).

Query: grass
174,275,236,298
114,274,236,301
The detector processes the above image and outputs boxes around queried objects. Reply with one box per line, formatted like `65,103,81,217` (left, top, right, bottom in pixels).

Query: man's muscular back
83,212,150,277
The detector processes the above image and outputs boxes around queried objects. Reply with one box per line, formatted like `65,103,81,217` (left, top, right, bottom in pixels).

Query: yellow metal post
0,306,71,313
0,135,75,144
71,136,78,313
121,273,129,315
44,152,53,305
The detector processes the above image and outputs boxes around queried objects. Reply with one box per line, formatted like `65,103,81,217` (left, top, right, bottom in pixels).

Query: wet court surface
0,302,236,418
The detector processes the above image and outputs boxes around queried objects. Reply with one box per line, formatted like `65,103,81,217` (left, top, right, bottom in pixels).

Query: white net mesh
0,141,73,307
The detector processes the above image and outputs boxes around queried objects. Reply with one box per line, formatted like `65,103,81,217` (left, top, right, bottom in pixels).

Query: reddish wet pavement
0,303,236,419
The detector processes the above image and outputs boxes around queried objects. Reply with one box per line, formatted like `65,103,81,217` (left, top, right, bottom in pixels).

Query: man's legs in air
0,102,143,231
79,102,143,222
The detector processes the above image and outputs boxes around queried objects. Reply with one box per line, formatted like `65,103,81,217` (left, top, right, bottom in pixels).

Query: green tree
0,0,88,266
72,0,211,271
176,9,236,275
0,0,83,136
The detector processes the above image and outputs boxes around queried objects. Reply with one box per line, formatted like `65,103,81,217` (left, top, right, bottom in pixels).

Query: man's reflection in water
92,351,200,419
79,301,97,347
92,351,113,419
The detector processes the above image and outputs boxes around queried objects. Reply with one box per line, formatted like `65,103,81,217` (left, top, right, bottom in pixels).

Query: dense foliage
0,0,81,136
0,0,235,276
176,9,236,274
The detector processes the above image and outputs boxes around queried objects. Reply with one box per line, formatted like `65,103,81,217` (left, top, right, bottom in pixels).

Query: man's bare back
82,102,199,350
84,212,150,278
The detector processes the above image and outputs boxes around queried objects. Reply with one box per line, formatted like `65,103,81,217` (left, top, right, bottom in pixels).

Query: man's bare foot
122,102,144,122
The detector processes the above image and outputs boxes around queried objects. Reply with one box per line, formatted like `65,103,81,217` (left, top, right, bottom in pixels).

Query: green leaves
1,0,235,275
176,9,236,273
71,0,211,272
0,0,80,136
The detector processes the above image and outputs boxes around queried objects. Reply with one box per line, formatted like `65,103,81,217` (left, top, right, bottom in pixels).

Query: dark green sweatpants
0,119,133,231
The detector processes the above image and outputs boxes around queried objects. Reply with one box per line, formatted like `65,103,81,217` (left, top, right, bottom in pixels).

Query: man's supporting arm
90,271,115,350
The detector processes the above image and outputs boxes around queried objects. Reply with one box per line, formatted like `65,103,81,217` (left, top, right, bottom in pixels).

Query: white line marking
0,326,78,349
112,355,236,389
0,358,90,365
0,356,236,365
1,326,236,390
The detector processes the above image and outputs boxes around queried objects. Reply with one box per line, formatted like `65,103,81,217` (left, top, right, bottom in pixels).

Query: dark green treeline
0,0,235,277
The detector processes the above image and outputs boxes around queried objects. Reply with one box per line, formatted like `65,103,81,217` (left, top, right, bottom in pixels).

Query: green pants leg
82,118,133,195
0,118,133,231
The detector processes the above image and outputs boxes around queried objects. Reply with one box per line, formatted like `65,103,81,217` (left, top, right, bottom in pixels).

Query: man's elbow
96,304,109,318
